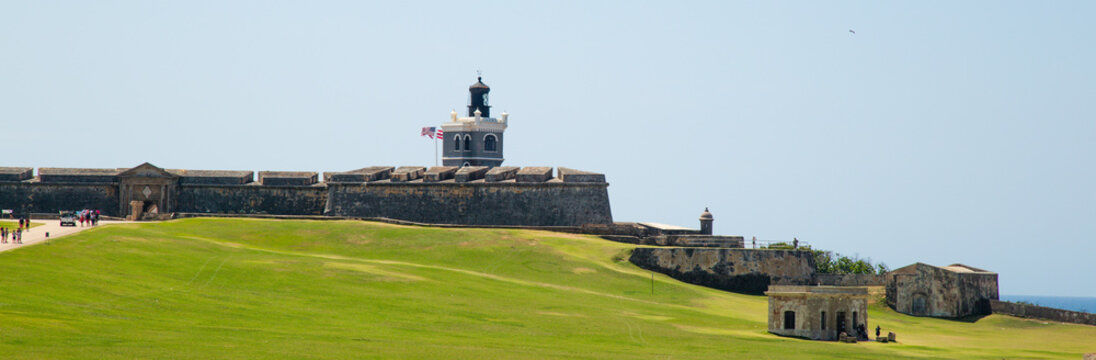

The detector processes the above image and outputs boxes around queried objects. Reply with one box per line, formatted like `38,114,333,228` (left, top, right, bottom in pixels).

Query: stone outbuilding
885,263,998,318
765,285,869,340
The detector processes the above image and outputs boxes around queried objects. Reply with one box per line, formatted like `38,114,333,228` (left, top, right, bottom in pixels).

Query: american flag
435,128,443,138
421,127,437,139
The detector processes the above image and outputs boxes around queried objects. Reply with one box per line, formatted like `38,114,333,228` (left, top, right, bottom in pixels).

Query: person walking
18,217,24,231
24,217,29,232
876,325,881,338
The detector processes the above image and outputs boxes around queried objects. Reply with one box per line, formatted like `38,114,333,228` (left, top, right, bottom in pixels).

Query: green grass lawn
0,218,1092,359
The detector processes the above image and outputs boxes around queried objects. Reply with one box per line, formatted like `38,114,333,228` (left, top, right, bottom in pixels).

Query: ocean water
1000,295,1096,314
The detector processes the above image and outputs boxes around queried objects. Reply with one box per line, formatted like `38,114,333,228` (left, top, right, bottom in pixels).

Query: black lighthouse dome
468,77,491,117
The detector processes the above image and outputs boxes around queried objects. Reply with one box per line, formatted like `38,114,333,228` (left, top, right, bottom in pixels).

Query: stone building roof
892,262,996,275
637,222,693,231
766,285,869,296
942,264,994,274
469,77,489,90
699,208,713,221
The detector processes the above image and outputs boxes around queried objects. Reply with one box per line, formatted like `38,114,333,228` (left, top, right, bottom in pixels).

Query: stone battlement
0,167,32,182
169,169,254,185
0,163,612,227
0,166,604,185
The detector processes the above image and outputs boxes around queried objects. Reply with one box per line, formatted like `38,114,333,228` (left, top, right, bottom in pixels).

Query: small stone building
766,285,869,340
886,263,998,318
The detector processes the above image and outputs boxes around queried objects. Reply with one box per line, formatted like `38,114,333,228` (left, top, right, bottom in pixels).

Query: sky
1,1,1093,297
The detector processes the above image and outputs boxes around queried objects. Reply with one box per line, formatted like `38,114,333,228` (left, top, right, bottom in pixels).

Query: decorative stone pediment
117,162,178,179
117,162,178,218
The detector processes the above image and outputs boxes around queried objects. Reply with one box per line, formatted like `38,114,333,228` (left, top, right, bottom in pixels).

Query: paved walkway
0,220,128,253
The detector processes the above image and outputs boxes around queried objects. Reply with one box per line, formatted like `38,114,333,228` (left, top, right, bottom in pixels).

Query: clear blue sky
1,1,1093,296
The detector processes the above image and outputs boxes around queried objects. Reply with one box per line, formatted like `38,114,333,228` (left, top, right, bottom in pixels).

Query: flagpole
434,137,438,167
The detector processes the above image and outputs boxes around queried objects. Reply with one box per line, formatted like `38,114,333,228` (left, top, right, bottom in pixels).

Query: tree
813,251,888,275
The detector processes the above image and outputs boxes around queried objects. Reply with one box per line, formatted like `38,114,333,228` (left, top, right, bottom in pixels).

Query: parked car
59,211,76,226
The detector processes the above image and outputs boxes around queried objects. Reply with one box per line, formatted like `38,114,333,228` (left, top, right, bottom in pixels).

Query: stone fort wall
989,300,1096,326
175,184,328,216
0,164,612,227
0,181,118,216
325,182,611,226
629,247,817,294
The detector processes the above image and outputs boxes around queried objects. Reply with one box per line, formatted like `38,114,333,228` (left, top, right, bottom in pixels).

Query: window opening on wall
821,311,826,330
783,311,795,330
463,135,472,151
454,135,462,151
484,134,497,152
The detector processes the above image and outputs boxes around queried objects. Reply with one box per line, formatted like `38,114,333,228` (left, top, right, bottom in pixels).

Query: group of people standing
79,209,100,227
1,217,30,244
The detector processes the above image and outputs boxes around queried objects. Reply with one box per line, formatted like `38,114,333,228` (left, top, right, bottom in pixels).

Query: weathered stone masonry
0,181,118,216
886,263,998,318
629,247,816,294
0,163,613,227
989,300,1096,326
325,182,611,226
175,184,327,216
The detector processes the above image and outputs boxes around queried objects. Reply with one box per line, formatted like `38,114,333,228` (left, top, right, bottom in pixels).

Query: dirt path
0,220,127,253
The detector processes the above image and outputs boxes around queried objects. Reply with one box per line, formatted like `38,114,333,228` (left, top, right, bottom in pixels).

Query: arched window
483,134,497,152
463,135,472,151
454,135,462,151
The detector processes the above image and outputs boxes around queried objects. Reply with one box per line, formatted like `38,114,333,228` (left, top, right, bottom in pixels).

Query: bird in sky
849,29,856,34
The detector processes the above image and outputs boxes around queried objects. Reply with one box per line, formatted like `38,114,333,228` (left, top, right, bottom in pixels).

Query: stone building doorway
117,163,178,219
911,293,929,316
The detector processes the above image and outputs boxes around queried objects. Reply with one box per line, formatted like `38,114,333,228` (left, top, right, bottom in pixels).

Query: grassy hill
0,218,1092,359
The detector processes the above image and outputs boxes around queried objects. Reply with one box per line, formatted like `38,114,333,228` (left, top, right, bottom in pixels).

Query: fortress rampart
0,181,118,216
325,181,611,226
0,163,612,226
175,184,328,216
989,300,1096,326
629,247,817,294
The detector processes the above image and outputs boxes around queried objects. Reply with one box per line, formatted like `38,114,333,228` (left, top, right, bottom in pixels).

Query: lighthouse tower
441,77,508,167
